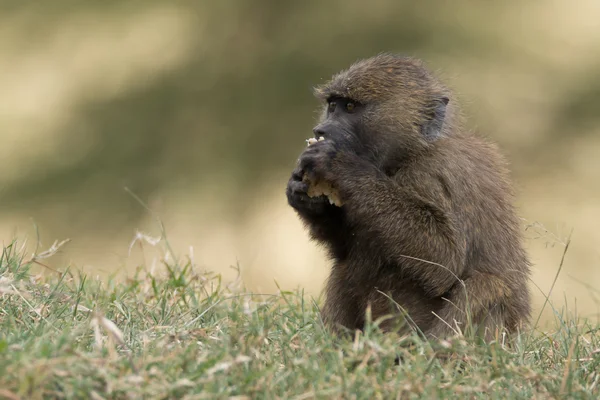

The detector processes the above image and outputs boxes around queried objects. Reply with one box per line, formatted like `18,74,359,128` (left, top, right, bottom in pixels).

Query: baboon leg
321,266,363,335
426,272,512,342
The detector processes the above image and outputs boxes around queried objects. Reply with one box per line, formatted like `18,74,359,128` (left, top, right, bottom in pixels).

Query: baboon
286,53,531,342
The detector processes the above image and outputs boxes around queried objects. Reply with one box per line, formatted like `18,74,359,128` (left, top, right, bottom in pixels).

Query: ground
1,239,599,400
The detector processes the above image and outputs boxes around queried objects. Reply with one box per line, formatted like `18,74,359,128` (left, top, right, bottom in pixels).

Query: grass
1,238,599,400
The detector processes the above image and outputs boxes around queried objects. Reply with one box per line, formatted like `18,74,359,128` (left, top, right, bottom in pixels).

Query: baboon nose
313,125,326,137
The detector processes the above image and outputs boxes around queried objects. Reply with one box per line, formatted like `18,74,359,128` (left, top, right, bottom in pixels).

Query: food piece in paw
302,136,343,207
305,136,325,146
304,177,343,207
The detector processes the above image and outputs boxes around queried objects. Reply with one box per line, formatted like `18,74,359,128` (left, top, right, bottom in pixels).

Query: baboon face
312,54,451,170
312,96,366,150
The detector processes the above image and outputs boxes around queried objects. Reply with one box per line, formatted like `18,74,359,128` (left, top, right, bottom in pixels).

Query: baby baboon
286,53,531,342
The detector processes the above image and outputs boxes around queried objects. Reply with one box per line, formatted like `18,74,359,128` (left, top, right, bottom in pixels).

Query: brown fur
286,53,531,342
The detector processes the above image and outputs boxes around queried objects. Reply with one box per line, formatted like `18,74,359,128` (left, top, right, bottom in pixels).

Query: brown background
1,1,599,327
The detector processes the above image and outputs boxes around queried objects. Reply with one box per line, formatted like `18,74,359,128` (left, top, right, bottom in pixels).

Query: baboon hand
298,139,339,184
286,165,331,215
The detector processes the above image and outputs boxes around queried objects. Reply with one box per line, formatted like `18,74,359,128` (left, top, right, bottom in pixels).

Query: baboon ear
421,96,449,140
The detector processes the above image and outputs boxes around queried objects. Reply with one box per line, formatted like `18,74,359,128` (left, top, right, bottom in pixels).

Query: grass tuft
1,239,599,399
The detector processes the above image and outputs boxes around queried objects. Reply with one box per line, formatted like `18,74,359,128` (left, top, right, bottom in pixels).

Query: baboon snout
312,122,329,138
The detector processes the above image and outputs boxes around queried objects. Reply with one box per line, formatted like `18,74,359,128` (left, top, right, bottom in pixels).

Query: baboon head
312,53,453,172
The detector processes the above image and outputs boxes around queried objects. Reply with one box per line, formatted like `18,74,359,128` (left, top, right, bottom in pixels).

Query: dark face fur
312,96,367,155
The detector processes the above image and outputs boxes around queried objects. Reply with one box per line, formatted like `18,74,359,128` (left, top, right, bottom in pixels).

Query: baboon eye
345,101,356,112
328,101,337,113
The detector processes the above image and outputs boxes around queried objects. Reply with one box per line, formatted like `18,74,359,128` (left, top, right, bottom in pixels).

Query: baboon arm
337,164,466,297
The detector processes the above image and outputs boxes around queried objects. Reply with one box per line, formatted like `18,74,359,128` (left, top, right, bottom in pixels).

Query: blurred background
1,1,599,326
